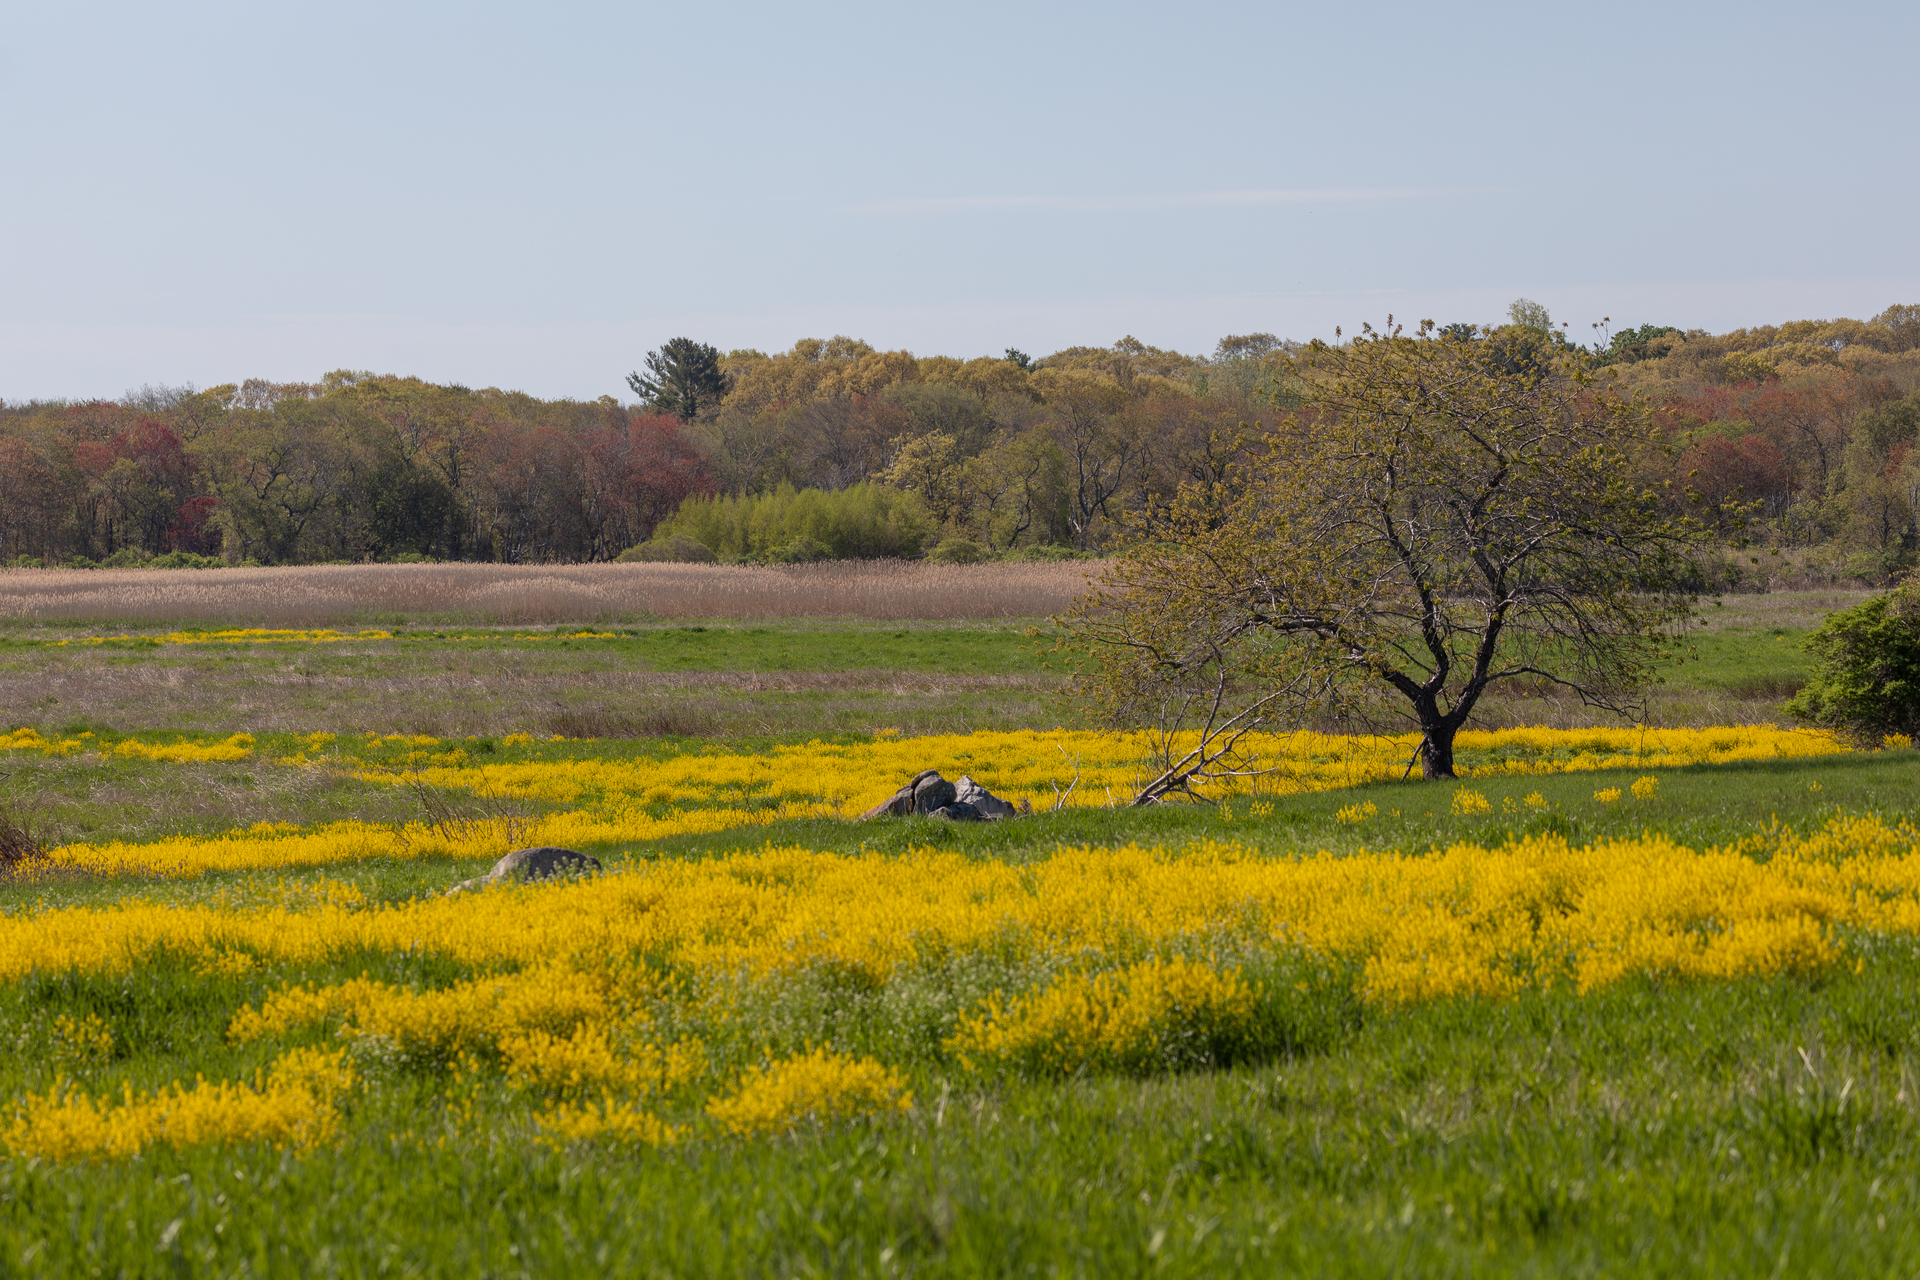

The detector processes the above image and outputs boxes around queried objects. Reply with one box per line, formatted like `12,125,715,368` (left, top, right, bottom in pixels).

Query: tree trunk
1419,722,1457,779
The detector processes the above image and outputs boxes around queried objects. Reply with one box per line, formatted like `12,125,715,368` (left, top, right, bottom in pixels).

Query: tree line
3,301,1917,576
0,375,707,567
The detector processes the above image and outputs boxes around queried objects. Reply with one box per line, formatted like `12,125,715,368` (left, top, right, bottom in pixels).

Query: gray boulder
858,770,1027,821
448,845,601,895
913,774,958,814
858,769,945,820
953,775,1019,819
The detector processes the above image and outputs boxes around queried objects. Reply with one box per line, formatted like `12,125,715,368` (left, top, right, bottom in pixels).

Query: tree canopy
7,301,1920,572
627,338,729,422
1062,321,1706,791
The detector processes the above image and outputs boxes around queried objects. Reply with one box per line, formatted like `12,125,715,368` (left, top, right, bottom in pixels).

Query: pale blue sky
4,0,1916,399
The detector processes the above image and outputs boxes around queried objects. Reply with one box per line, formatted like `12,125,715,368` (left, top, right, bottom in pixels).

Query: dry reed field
0,560,1103,626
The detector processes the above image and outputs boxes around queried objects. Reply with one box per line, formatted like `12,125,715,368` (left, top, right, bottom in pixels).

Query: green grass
0,622,1063,739
2,596,1917,1276
0,933,1915,1275
0,622,1052,675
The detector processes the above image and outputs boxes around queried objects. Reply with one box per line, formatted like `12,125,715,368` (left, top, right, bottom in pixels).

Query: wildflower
706,1049,911,1137
1451,789,1491,817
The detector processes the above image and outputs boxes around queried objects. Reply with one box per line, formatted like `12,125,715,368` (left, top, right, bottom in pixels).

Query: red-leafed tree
1679,434,1788,527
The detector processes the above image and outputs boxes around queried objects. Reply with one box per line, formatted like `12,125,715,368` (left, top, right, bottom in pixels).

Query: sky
4,0,1917,401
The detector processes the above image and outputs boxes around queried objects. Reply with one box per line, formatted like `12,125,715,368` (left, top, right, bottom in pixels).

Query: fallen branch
1049,745,1082,812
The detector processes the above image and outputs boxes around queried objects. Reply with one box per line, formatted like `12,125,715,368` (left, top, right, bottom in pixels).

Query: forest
2,302,1918,582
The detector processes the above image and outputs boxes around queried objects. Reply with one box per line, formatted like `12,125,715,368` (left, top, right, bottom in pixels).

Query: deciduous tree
1062,323,1704,795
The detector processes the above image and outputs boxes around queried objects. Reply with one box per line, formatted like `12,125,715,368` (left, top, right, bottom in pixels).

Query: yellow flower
949,956,1257,1075
706,1048,912,1137
1451,789,1491,817
1,1047,355,1162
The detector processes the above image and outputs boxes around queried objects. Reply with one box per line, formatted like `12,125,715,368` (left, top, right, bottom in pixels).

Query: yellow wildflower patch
11,813,1919,1003
48,1013,115,1066
229,965,612,1057
499,1025,705,1099
706,1049,912,1137
55,628,393,647
0,1047,355,1162
112,732,255,763
368,724,1847,822
531,1096,678,1147
950,956,1257,1075
1450,789,1491,817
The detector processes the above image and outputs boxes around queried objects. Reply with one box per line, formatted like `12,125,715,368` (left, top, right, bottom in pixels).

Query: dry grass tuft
0,803,48,877
0,561,1103,627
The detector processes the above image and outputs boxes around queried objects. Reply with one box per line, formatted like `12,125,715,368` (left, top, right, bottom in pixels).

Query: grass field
1,584,1916,1277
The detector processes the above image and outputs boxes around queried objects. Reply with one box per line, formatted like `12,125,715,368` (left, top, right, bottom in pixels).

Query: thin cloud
841,188,1464,215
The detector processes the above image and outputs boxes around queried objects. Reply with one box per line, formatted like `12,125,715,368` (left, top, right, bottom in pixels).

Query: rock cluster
447,845,601,895
857,770,1027,822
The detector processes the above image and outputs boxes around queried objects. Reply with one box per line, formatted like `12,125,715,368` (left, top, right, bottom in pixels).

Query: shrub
654,482,932,561
925,537,987,565
147,551,222,569
617,533,718,564
101,547,152,569
764,537,831,565
1785,577,1920,741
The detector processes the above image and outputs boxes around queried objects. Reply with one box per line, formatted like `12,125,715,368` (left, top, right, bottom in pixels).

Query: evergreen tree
627,339,728,422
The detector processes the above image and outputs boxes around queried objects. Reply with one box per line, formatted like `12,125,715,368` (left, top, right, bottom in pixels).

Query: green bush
926,537,988,565
765,536,832,564
653,482,933,561
1785,578,1920,742
147,551,222,569
1007,543,1088,563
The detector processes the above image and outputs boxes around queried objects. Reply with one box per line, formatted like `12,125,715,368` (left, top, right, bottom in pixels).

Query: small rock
928,801,985,821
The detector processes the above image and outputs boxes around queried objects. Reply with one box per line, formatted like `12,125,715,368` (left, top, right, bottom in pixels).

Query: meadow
0,577,1917,1277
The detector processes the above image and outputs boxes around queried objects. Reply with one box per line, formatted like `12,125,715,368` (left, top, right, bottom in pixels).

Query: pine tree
627,339,728,422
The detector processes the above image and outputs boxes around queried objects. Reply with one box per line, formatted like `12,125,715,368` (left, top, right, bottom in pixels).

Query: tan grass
0,560,1105,627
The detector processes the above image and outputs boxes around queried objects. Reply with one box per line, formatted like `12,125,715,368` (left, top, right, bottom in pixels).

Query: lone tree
627,338,728,422
1063,320,1704,796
